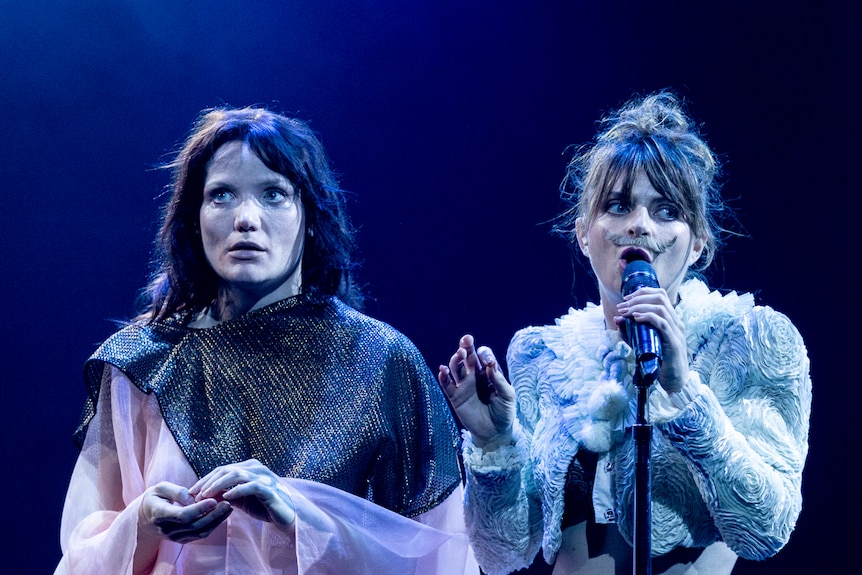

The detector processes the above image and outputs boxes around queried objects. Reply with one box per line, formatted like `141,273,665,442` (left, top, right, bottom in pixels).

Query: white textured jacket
461,280,811,575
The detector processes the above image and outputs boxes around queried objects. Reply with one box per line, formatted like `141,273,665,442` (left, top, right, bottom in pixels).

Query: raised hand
190,459,296,529
615,286,690,393
437,334,516,450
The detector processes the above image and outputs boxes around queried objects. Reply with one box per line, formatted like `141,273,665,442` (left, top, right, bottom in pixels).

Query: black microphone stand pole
633,362,655,575
620,260,660,575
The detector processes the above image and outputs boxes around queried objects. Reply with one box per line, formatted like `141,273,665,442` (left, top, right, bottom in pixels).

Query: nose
234,198,261,232
626,206,653,237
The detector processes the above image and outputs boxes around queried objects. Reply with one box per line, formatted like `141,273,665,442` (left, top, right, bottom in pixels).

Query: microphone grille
621,260,660,296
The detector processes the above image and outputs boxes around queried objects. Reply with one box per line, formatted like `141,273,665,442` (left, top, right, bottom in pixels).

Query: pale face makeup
200,141,305,319
576,170,704,324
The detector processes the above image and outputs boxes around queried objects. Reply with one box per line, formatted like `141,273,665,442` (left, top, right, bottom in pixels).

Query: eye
206,188,233,204
262,187,290,203
605,198,630,215
655,203,680,221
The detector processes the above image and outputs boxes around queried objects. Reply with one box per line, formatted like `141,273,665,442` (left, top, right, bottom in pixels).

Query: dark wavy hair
555,91,728,273
142,106,362,321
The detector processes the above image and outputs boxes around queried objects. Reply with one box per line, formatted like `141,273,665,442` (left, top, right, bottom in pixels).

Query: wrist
471,421,516,451
650,371,705,423
659,358,690,394
465,423,518,452
461,428,524,473
472,433,515,452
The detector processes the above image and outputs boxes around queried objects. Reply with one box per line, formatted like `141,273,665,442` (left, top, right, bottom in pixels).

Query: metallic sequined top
75,294,462,517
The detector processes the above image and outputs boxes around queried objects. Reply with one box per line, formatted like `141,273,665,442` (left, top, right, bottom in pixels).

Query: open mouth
620,247,651,264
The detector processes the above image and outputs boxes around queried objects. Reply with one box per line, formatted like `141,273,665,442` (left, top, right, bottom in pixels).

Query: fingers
477,346,517,404
154,500,233,543
140,482,234,544
142,462,297,541
457,334,481,373
619,286,667,308
221,479,297,527
460,334,476,355
192,464,251,501
189,460,296,527
447,345,469,381
437,364,455,390
151,481,196,506
453,334,489,377
617,288,676,327
617,287,690,393
476,345,496,368
476,346,501,383
439,335,500,382
438,336,510,412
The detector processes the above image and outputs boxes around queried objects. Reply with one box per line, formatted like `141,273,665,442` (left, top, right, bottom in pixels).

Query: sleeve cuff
649,371,707,423
461,428,524,472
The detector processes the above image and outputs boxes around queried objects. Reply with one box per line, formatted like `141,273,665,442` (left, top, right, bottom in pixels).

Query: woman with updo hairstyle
438,92,811,574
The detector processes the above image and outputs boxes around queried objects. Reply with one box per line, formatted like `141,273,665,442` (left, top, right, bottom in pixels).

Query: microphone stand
620,260,661,575
632,359,657,575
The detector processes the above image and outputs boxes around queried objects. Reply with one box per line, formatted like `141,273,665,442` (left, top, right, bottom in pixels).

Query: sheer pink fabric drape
55,366,478,575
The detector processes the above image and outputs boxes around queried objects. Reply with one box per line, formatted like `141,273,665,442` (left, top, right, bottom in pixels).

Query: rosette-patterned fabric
461,279,811,575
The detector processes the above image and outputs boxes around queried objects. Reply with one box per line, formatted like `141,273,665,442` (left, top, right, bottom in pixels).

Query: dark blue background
2,1,856,572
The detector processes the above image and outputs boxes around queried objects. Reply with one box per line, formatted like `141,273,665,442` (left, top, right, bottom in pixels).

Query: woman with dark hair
438,92,811,574
146,107,363,319
54,107,477,575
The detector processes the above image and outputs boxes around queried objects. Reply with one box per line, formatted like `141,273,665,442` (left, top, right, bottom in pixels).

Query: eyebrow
604,190,628,202
204,175,294,189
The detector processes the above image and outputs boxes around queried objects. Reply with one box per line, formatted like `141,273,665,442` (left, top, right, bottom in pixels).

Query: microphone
621,260,662,385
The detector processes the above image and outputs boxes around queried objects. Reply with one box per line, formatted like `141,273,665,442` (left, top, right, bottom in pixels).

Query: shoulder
746,303,804,341
327,298,428,364
680,280,809,398
743,304,808,383
678,279,806,355
508,303,605,366
506,304,607,411
86,318,187,392
332,298,417,342
677,279,756,350
91,319,183,366
508,325,549,363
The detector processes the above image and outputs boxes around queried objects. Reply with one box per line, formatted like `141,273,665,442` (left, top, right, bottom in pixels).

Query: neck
599,284,625,332
212,279,301,323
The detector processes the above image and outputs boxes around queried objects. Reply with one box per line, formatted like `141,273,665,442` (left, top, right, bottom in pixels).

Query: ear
575,217,589,257
688,237,705,266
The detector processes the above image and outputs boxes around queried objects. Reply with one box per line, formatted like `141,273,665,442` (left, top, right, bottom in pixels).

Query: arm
57,365,239,575
441,331,546,575
57,365,196,574
58,365,473,575
460,427,543,575
656,306,811,559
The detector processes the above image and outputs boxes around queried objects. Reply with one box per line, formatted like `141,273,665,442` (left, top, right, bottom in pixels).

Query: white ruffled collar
541,279,754,454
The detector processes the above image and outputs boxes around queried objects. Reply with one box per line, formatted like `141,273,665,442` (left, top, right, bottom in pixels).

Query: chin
220,274,272,290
